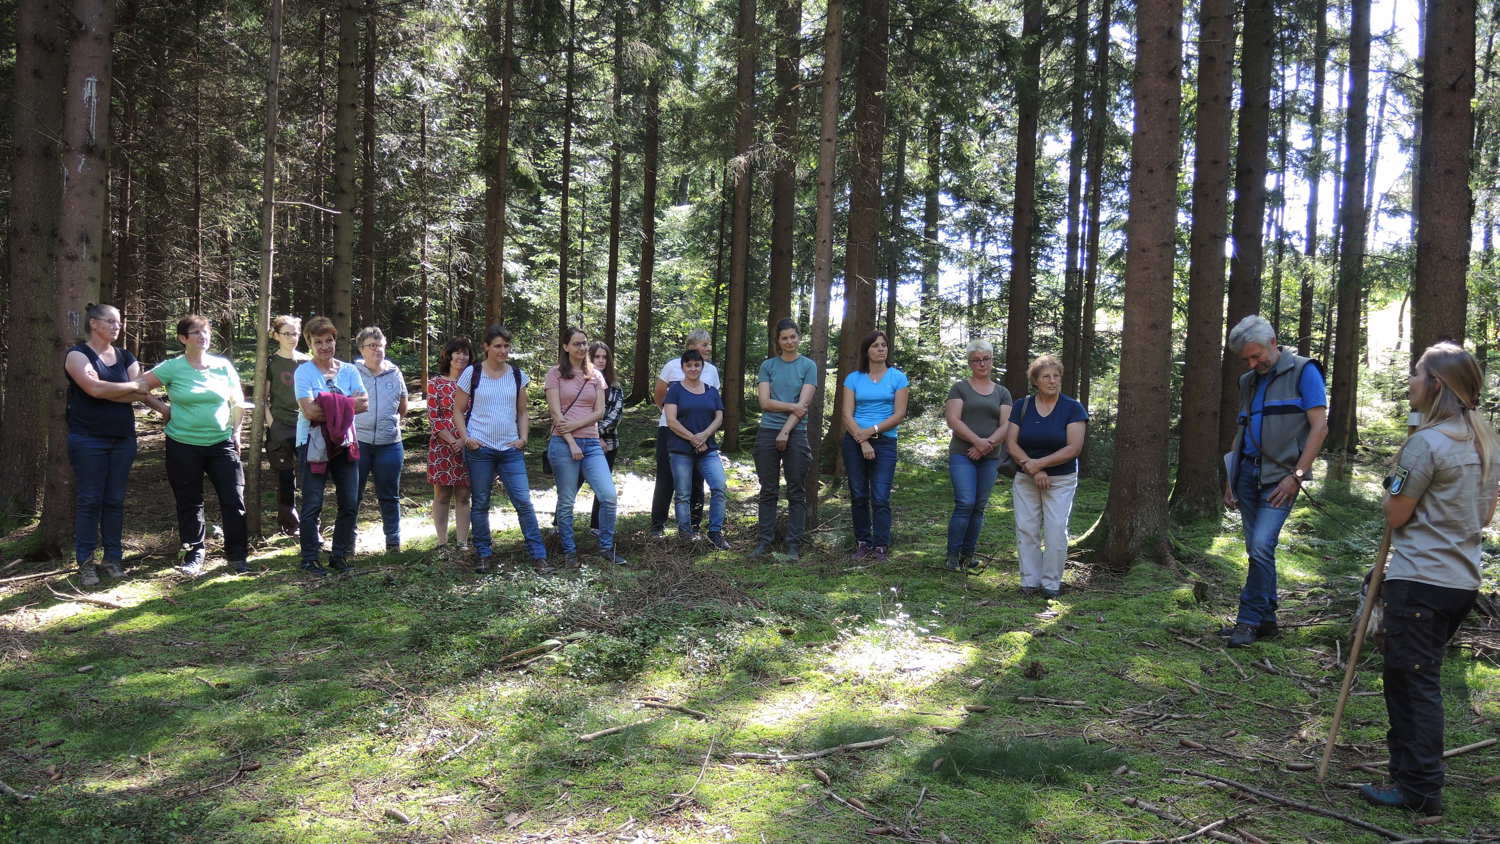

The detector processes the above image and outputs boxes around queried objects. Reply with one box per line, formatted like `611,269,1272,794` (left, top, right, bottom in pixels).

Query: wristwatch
1293,468,1306,481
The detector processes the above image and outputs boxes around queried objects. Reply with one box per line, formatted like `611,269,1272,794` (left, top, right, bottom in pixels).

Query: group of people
60,303,1495,817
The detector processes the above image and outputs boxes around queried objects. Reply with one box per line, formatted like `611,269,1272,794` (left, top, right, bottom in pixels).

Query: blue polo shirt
1242,363,1326,457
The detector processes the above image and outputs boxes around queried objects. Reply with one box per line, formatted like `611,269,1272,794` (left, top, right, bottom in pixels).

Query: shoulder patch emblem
1386,465,1410,495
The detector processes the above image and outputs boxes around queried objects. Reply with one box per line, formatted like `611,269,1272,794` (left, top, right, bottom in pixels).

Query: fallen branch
1118,798,1247,844
729,735,895,762
0,778,36,802
637,700,711,720
1218,648,1250,682
578,720,653,742
175,753,249,800
0,568,71,585
1101,817,1229,844
46,584,126,609
1174,636,1217,654
654,733,717,816
1166,768,1404,840
1016,696,1087,707
434,733,482,763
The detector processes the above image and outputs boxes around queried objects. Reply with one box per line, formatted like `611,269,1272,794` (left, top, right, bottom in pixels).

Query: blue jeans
1235,460,1292,626
68,432,137,565
670,450,727,534
548,436,618,553
356,440,404,548
465,445,546,560
299,445,360,565
842,433,897,547
947,453,1000,555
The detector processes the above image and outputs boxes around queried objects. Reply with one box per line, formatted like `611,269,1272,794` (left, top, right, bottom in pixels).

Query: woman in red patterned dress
429,338,473,546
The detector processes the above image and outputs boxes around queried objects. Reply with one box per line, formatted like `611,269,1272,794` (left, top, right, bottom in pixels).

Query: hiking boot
1359,783,1441,815
561,552,580,568
750,542,773,558
1042,587,1062,599
1020,586,1040,597
329,557,351,574
78,563,100,588
707,532,731,551
784,544,800,561
871,546,889,563
944,553,964,572
277,504,300,535
851,541,872,561
101,560,126,579
300,561,329,577
1226,622,1260,648
601,548,628,566
1217,620,1278,639
229,559,250,575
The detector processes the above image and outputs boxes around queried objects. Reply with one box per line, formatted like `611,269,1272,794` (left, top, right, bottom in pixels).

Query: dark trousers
1381,578,1477,803
164,436,249,563
573,446,618,529
298,445,360,565
69,432,137,565
753,427,811,546
277,468,296,505
651,426,702,531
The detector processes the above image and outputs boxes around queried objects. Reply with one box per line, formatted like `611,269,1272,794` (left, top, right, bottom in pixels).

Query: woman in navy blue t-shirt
663,349,730,548
1004,354,1087,598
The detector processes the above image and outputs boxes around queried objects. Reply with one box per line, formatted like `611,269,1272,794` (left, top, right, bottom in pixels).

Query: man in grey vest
1220,315,1329,647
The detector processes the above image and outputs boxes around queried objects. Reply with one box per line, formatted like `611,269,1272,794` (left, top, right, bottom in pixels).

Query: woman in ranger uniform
1362,342,1499,816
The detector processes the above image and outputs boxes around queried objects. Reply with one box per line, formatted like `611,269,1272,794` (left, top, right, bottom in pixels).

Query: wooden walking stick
1318,524,1393,782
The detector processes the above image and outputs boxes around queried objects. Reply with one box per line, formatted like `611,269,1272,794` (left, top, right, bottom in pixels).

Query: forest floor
1,403,1497,843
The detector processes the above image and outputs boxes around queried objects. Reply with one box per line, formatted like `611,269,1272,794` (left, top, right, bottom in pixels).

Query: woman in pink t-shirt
545,326,624,565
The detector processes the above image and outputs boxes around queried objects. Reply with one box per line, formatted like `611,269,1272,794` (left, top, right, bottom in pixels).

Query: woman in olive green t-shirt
137,315,249,575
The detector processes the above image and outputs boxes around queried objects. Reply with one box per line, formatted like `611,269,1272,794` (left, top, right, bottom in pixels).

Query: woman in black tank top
62,304,167,586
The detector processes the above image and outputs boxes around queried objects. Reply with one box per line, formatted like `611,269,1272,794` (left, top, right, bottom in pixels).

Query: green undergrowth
1,407,1496,842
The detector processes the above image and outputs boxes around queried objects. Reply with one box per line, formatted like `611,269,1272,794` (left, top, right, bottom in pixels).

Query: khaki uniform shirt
1387,417,1500,591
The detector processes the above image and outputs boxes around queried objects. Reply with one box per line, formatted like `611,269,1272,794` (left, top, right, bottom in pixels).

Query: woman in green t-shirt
137,315,249,575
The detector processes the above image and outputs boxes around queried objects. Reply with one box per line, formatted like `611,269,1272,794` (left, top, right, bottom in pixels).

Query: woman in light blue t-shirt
839,330,908,562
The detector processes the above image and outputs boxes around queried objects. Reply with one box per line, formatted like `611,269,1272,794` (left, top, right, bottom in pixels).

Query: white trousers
1012,472,1078,590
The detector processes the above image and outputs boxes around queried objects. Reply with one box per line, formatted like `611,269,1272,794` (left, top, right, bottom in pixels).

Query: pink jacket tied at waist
307,391,360,473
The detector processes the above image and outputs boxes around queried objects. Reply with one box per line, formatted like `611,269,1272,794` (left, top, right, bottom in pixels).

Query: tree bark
246,0,284,541
1099,0,1183,567
331,0,359,358
1004,0,1042,398
558,0,577,342
724,0,757,450
605,5,624,353
358,0,377,330
1326,0,1371,459
918,111,941,348
1079,0,1113,417
1060,0,1089,396
1298,0,1327,356
1216,0,1275,453
1,0,64,526
768,0,801,352
628,0,663,404
804,0,843,525
1171,0,1234,517
419,103,429,399
484,0,515,327
882,110,907,345
829,0,889,455
44,0,117,555
1411,0,1475,359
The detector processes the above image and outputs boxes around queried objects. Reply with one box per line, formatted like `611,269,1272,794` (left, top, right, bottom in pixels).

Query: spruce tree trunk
1,0,64,527
1100,0,1183,567
1004,0,1042,398
1171,0,1234,516
44,0,116,555
559,0,576,342
1079,0,1113,419
628,0,663,404
484,0,514,327
1216,0,1275,453
247,0,284,541
829,0,889,454
1411,0,1475,359
331,0,359,357
918,112,941,347
768,0,801,352
1060,0,1089,396
418,103,429,399
804,0,843,524
1327,0,1371,460
724,0,756,450
1299,0,1327,356
359,0,377,330
605,6,624,353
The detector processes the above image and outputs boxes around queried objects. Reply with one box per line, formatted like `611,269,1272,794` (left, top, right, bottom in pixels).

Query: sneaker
960,554,979,572
1226,622,1259,648
1020,586,1040,597
229,560,250,575
871,546,889,563
1359,783,1441,815
78,563,100,588
944,554,963,572
650,526,667,539
561,552,580,568
601,548,628,566
300,561,329,577
707,532,731,551
851,541,872,561
1217,620,1279,639
329,557,351,574
177,548,205,576
1042,587,1062,599
750,542,773,558
101,560,126,579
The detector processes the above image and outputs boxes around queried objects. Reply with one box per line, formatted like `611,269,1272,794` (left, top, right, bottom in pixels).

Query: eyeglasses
969,356,992,364
277,330,299,337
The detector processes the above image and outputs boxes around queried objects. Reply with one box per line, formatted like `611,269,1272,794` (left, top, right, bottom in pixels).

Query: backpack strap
513,365,524,429
463,359,484,428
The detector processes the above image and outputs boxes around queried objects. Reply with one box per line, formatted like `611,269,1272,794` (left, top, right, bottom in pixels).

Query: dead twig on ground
434,732,482,763
654,733,717,815
729,735,895,762
578,720,654,742
45,584,126,609
637,700,711,720
1218,648,1250,682
1117,798,1247,844
0,568,71,585
0,779,36,802
1016,696,1087,707
1167,768,1404,840
1174,636,1217,654
1101,817,1230,844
